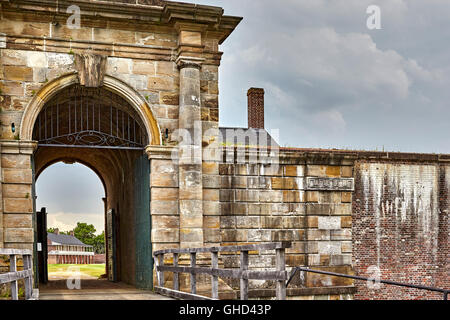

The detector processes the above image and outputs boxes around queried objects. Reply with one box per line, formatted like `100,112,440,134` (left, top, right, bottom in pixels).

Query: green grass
48,264,106,278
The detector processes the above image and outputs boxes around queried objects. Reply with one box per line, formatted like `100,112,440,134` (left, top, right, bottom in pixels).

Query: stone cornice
145,145,177,160
0,140,38,154
1,0,242,44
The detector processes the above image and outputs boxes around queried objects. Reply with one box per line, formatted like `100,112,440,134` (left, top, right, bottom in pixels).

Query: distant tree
47,227,69,235
73,222,105,254
73,222,96,246
93,231,105,254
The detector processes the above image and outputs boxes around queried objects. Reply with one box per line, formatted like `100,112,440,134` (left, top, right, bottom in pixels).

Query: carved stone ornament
75,53,107,87
306,177,354,191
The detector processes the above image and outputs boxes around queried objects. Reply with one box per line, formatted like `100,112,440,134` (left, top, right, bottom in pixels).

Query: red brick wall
353,161,448,300
247,88,265,129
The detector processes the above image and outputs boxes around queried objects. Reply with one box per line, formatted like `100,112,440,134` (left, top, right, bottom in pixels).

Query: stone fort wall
0,0,447,300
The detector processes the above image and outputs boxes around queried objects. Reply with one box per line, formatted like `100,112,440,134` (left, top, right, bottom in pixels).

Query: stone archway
20,73,160,289
20,73,162,146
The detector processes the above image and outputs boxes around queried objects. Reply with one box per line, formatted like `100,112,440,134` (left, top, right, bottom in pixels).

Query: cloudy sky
36,163,105,234
184,0,450,152
39,0,450,233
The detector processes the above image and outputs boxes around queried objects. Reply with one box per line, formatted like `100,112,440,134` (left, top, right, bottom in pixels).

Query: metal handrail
287,267,448,300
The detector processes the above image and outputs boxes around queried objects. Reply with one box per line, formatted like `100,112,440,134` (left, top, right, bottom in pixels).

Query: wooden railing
0,249,36,300
153,242,291,300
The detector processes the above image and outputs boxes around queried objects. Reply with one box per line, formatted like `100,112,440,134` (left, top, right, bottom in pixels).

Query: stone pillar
0,141,37,251
177,61,204,249
176,23,206,249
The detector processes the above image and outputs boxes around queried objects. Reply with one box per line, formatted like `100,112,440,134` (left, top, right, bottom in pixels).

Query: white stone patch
318,216,341,230
129,74,148,91
106,57,132,74
318,242,341,255
0,33,6,48
47,53,75,68
26,51,48,68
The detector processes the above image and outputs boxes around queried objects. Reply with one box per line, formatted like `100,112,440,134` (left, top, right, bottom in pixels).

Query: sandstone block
203,201,220,216
133,60,155,75
204,229,220,243
330,254,352,266
341,216,352,228
202,162,218,175
247,229,271,242
341,241,352,253
330,204,352,216
151,200,178,215
26,51,48,68
3,66,33,81
318,241,341,255
318,217,341,230
179,228,203,243
4,228,33,242
306,191,319,203
3,198,32,213
3,214,32,228
179,200,203,228
203,175,220,189
284,165,305,177
220,216,236,229
236,216,260,229
3,184,32,199
203,189,219,201
221,229,248,242
341,192,352,203
152,216,179,229
152,229,179,243
307,216,318,228
330,229,352,241
307,230,330,241
152,188,178,201
259,190,282,203
179,30,202,46
203,216,219,229
341,166,353,178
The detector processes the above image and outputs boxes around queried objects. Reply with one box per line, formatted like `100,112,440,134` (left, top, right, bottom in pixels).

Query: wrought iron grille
33,85,147,150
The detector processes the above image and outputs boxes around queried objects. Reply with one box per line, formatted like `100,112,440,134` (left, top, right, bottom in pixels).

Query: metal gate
33,85,147,150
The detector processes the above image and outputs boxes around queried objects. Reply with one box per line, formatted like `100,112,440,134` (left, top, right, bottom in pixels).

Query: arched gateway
21,73,161,288
0,0,241,296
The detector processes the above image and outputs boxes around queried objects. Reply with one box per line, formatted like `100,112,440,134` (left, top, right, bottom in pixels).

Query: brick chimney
54,228,59,235
247,88,265,129
69,230,74,237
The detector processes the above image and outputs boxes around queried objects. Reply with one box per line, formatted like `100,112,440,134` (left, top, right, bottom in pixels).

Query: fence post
211,251,218,300
190,252,197,294
9,254,18,300
23,254,32,299
275,247,286,300
240,250,249,300
173,253,179,291
156,254,164,287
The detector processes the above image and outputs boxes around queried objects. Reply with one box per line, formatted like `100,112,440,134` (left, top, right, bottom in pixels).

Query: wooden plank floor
39,280,173,300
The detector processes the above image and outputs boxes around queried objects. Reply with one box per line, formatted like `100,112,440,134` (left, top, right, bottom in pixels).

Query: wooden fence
0,249,36,300
153,242,291,300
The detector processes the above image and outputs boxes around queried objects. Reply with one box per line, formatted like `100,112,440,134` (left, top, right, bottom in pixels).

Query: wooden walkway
39,280,173,300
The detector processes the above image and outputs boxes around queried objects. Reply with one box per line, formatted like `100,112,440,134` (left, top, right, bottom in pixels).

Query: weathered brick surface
353,162,448,300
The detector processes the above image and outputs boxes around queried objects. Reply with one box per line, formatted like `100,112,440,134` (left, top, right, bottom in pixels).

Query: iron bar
33,85,146,150
286,267,448,300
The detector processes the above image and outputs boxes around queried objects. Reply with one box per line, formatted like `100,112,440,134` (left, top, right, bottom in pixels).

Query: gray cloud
36,163,105,232
183,0,450,152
